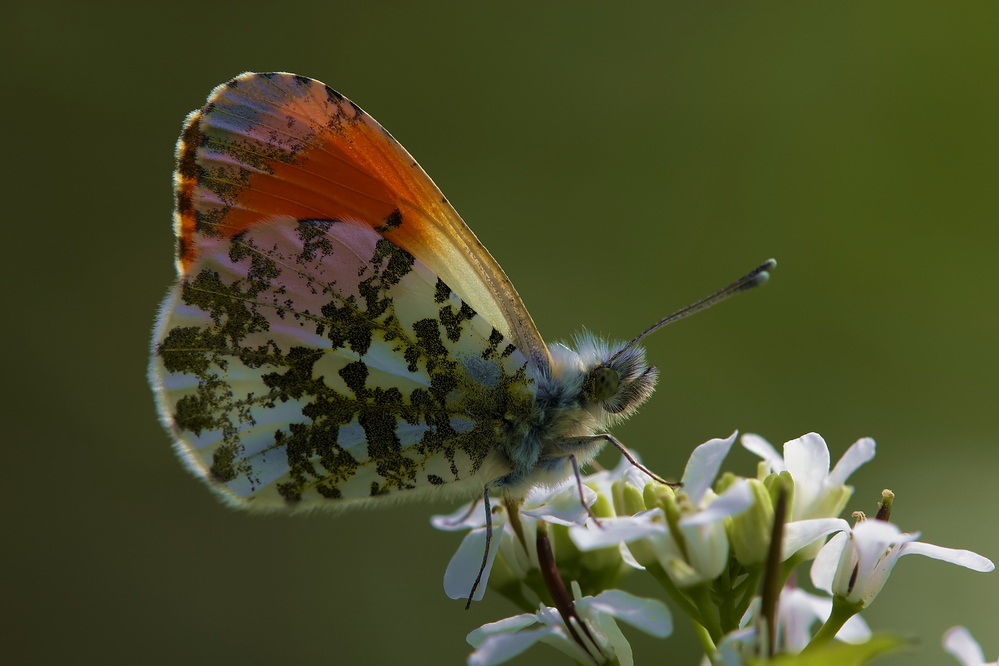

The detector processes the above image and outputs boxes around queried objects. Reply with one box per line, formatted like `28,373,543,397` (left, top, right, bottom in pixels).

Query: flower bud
727,478,775,567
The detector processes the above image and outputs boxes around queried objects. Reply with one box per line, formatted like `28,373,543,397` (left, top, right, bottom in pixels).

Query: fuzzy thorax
495,333,658,498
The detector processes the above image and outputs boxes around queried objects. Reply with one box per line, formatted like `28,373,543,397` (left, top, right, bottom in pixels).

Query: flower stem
690,584,724,643
760,484,788,655
693,622,717,656
645,561,700,620
535,523,605,664
801,596,863,653
731,567,761,627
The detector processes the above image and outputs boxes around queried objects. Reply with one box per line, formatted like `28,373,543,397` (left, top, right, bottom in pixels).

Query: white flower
571,433,754,588
944,627,997,666
467,587,672,666
580,448,658,506
811,519,995,608
778,586,871,651
704,586,870,664
432,481,596,601
742,432,875,521
710,626,759,666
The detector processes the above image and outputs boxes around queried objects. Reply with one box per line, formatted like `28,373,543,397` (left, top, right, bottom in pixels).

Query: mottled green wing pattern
151,217,536,509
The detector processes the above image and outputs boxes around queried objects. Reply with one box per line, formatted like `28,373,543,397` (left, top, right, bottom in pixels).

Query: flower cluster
433,432,994,665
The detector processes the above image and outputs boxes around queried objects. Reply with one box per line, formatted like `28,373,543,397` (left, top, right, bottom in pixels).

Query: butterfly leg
550,435,678,488
464,486,494,610
568,455,602,527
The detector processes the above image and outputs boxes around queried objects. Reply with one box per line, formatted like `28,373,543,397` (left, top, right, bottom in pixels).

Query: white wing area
151,217,535,509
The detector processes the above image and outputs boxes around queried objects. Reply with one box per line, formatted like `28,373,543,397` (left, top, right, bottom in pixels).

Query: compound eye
586,366,620,403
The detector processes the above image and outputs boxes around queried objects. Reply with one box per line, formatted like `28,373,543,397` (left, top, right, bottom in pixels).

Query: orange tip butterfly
150,72,772,526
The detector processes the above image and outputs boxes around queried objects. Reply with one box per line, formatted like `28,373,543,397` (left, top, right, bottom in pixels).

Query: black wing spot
325,85,345,103
375,208,403,233
434,279,451,304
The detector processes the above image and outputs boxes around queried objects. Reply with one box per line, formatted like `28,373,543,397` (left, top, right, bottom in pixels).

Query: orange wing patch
173,72,548,365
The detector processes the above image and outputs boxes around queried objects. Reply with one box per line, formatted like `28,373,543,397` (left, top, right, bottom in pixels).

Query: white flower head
708,586,871,663
432,481,596,601
742,432,875,522
467,587,672,666
571,433,754,588
811,519,995,608
778,586,871,652
944,627,998,666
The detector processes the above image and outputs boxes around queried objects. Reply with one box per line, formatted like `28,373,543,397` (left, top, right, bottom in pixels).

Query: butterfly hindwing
152,217,536,509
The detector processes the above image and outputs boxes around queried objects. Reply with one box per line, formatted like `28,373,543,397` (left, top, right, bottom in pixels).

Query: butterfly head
552,333,658,425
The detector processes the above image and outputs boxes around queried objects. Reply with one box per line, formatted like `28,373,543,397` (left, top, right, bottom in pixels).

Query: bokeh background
6,2,997,664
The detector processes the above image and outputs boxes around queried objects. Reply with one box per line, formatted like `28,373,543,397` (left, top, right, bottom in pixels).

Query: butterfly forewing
173,72,548,364
153,215,536,508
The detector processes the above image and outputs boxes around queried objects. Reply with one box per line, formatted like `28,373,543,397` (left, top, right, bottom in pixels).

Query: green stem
781,553,805,584
645,561,700,620
801,596,863,653
731,568,762,627
714,564,736,633
495,581,538,614
760,486,788,656
689,584,724,643
693,622,717,656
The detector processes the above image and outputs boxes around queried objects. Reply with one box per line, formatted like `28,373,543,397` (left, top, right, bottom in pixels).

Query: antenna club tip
763,258,777,270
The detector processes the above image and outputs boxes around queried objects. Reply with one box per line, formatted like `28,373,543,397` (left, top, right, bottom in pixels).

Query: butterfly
150,72,772,535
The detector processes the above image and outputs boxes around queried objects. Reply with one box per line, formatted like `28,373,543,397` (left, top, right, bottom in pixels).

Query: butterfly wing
151,72,548,509
152,217,535,508
173,72,549,366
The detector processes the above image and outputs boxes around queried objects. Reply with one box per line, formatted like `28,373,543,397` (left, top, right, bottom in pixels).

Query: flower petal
571,511,666,551
467,627,555,666
943,626,990,666
587,613,632,666
810,531,849,593
741,433,786,473
716,627,760,666
431,501,484,531
521,485,595,526
680,479,753,526
783,518,849,560
679,520,732,584
837,614,873,644
783,433,830,501
827,437,876,486
444,526,500,601
850,520,918,577
619,542,644,570
468,613,540,644
900,541,995,572
681,432,737,505
779,588,824,650
586,590,673,638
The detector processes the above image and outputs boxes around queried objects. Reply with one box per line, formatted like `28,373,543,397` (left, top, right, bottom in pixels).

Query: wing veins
204,95,438,227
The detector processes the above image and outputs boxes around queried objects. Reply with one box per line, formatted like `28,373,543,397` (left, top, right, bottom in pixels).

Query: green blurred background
6,2,996,664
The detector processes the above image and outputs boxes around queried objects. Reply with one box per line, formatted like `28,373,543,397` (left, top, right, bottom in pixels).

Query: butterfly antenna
609,258,776,363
